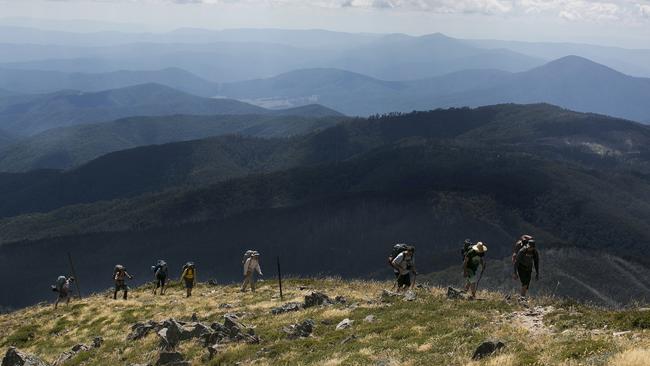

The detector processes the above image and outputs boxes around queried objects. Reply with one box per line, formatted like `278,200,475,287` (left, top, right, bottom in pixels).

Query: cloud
33,0,650,23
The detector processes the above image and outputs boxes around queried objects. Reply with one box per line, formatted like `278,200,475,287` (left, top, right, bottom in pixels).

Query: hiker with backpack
181,262,196,297
52,276,74,309
512,234,533,263
151,260,168,295
513,238,540,299
463,242,487,299
113,265,133,300
388,243,408,283
241,251,263,292
391,245,417,292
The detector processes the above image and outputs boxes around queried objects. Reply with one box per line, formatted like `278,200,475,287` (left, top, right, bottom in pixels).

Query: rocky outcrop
447,287,467,300
336,318,354,330
1,347,48,366
271,302,303,315
156,351,190,366
304,292,332,308
283,319,314,339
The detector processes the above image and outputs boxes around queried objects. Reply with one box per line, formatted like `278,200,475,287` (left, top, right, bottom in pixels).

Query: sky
1,0,650,48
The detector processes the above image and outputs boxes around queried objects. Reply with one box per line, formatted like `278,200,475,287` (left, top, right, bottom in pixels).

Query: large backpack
153,260,168,278
53,275,67,292
242,250,255,264
388,243,409,269
461,239,473,259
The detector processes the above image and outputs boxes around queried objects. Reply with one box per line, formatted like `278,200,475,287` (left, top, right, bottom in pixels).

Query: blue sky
1,0,649,48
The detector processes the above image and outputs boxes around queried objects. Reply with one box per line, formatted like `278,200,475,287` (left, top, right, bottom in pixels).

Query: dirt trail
504,305,555,335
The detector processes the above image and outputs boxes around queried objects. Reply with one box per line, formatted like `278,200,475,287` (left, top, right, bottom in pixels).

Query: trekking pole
67,252,82,299
476,269,484,292
277,256,283,301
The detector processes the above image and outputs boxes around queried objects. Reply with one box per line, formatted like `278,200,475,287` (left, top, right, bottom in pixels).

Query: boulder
472,341,505,360
158,326,181,351
363,315,376,323
156,351,190,366
127,321,159,341
334,296,347,304
447,287,466,300
304,292,331,308
283,319,315,339
381,290,400,302
184,323,212,340
218,303,234,309
271,302,303,315
404,291,416,301
191,313,198,322
340,334,357,344
207,344,220,360
336,318,354,330
223,314,260,344
1,348,48,366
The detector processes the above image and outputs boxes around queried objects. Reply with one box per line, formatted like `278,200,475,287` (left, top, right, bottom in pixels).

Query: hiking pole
67,252,82,299
277,256,283,301
476,269,485,292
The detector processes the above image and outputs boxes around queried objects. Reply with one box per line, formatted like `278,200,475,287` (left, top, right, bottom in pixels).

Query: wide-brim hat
472,242,488,253
251,251,260,257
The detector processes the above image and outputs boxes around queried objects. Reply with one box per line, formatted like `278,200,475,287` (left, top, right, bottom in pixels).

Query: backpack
390,243,408,261
153,260,168,277
242,250,255,264
461,239,473,259
52,275,66,292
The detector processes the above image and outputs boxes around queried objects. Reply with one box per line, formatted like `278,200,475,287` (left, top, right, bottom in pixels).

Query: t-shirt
465,250,482,271
392,252,414,275
515,247,539,271
243,258,262,275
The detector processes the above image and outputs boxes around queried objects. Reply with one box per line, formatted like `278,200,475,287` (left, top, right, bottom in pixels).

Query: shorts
397,273,411,287
115,281,129,291
466,268,478,284
58,289,70,299
184,278,194,289
156,275,167,287
518,266,532,287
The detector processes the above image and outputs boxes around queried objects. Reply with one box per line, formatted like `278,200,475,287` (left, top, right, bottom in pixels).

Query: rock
446,287,466,300
336,318,354,330
304,292,331,308
404,291,416,301
271,302,303,315
156,351,190,366
158,326,182,351
52,344,91,366
127,321,159,341
341,335,357,344
381,290,400,302
363,315,376,323
207,344,220,360
92,337,104,348
472,341,505,360
70,344,89,353
223,314,260,344
191,313,198,322
218,303,234,309
2,347,49,366
207,279,218,286
283,319,315,339
613,331,631,336
334,296,347,304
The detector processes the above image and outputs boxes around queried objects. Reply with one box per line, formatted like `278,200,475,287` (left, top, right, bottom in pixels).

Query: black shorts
184,278,194,289
397,274,411,287
115,281,129,291
156,275,167,287
394,271,400,279
518,266,532,287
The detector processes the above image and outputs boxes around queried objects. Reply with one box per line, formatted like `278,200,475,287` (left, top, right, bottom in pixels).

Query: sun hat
472,242,488,253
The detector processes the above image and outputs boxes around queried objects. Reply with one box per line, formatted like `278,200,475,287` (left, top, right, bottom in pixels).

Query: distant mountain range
1,104,649,308
0,83,342,136
218,56,650,122
0,114,344,172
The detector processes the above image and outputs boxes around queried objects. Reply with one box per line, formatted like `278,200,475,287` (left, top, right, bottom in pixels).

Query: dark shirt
514,247,539,273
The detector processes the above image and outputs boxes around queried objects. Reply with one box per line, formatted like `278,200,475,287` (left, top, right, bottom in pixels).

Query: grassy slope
1,278,648,366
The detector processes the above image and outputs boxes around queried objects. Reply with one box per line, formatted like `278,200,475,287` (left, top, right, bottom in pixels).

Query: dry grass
0,278,648,365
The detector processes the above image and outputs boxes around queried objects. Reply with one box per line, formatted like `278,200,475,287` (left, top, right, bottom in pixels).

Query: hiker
152,259,168,295
113,265,133,300
388,243,409,283
241,251,263,292
513,239,540,299
391,245,416,292
463,242,487,299
181,262,196,297
52,276,74,309
512,234,533,263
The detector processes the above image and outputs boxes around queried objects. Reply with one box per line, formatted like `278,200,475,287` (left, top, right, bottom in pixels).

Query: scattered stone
298,286,309,290
446,287,467,300
381,290,400,302
92,337,104,348
341,334,357,344
271,302,303,315
207,279,218,286
363,315,376,323
219,303,234,309
158,326,182,351
127,321,159,341
416,283,431,290
207,344,220,360
304,292,332,308
334,296,347,304
336,318,354,330
223,314,260,344
472,341,505,360
404,291,416,301
2,347,49,366
191,313,198,322
613,331,631,336
156,351,190,366
320,319,334,325
283,319,315,339
53,343,91,366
